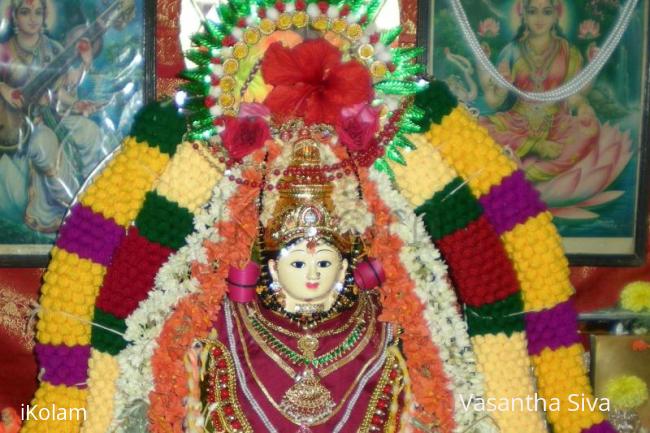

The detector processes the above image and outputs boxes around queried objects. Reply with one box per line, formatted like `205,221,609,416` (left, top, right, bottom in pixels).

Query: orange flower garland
358,168,455,433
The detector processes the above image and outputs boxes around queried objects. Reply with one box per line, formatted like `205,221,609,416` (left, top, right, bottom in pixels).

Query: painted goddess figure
477,0,631,218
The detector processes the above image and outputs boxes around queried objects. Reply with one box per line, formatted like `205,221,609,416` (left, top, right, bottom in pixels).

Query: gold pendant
297,334,319,359
280,369,335,426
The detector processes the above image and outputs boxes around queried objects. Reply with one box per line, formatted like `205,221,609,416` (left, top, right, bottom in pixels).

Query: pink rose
220,116,271,160
336,104,380,153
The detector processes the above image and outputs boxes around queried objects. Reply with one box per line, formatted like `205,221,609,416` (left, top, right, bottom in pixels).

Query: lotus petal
538,169,581,205
570,165,614,202
551,206,599,220
578,190,624,208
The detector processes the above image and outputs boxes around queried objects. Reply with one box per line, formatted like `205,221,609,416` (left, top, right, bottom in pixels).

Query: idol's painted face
269,239,347,312
524,0,557,37
15,0,45,36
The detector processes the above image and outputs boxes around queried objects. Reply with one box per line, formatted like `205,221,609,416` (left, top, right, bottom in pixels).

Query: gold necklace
249,293,367,338
233,306,387,427
237,298,375,377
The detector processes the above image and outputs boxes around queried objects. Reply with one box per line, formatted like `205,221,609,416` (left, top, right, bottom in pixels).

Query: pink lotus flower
579,20,600,39
536,123,632,220
587,42,600,62
336,103,380,153
478,18,500,38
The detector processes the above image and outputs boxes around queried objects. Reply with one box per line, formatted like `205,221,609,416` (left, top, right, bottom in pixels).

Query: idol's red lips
306,282,319,289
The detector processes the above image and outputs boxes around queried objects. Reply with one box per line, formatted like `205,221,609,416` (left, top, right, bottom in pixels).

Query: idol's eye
317,260,332,268
290,261,306,269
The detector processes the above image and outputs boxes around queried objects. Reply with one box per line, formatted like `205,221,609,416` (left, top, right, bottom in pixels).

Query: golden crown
264,130,353,252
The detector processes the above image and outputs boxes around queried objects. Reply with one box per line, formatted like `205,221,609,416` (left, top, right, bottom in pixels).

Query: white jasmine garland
369,168,497,433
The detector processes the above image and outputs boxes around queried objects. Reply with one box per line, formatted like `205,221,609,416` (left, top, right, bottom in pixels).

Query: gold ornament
220,76,236,92
311,16,329,31
293,11,309,28
243,28,261,45
223,58,239,75
346,23,363,40
279,369,335,426
233,42,249,59
219,93,236,108
370,61,388,78
259,18,276,34
358,43,375,59
278,12,293,29
331,18,348,33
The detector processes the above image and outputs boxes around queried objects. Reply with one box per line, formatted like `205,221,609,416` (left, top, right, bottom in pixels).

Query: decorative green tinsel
203,20,225,45
388,64,425,80
375,80,421,96
180,68,211,84
397,117,423,133
386,146,406,165
380,26,401,46
191,32,219,49
390,135,415,151
180,81,209,97
365,0,382,22
391,47,424,64
373,157,395,179
185,49,211,67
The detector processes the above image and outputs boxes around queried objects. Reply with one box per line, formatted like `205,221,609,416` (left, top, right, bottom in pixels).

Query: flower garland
148,164,263,433
112,167,234,430
367,168,497,433
391,100,614,433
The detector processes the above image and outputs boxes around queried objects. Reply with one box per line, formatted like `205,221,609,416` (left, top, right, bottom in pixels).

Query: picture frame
0,0,156,267
417,0,650,266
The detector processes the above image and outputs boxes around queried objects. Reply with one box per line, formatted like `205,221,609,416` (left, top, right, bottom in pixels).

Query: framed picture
417,0,650,266
0,0,156,267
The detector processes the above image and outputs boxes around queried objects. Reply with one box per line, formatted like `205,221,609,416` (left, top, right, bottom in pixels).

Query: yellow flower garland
427,107,516,197
37,247,106,346
502,212,572,311
80,350,120,433
21,383,87,433
532,344,604,433
390,134,456,208
155,142,224,212
81,137,169,226
471,332,547,433
604,375,649,409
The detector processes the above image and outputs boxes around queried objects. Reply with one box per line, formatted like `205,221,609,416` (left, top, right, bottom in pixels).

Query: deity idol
22,1,615,433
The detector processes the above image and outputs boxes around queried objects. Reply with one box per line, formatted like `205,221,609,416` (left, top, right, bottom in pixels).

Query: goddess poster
425,0,649,264
0,0,152,265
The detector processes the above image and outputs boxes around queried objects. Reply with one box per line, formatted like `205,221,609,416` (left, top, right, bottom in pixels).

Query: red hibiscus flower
336,103,380,153
261,38,373,126
220,116,271,160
